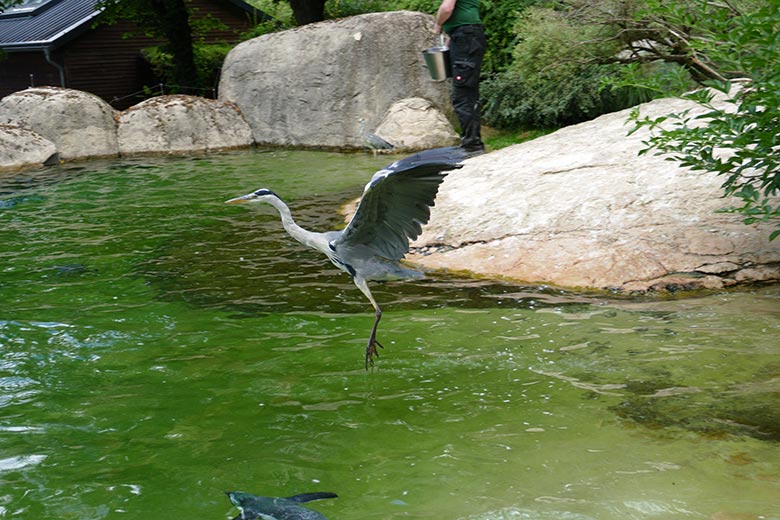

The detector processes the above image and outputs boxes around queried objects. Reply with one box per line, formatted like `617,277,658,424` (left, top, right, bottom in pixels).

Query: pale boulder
118,95,253,155
408,94,780,292
0,87,118,160
374,97,459,151
0,124,58,172
219,11,453,149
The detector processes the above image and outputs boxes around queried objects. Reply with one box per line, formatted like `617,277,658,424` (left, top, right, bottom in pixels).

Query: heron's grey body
226,491,337,520
226,146,472,366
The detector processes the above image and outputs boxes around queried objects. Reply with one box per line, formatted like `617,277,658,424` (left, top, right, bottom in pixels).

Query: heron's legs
366,306,384,368
354,277,384,368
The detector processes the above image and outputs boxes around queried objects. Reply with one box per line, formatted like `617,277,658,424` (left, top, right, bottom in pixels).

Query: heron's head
225,188,280,205
226,491,251,506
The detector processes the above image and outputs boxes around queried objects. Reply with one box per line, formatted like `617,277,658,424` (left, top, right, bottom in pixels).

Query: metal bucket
422,46,451,81
422,35,451,81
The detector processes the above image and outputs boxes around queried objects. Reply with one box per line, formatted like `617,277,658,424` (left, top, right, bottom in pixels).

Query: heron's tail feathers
363,260,424,281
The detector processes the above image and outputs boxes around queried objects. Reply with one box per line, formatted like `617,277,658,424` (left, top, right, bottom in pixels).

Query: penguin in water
226,491,338,520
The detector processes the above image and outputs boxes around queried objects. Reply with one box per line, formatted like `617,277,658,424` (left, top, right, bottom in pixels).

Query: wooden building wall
0,53,61,95
0,1,259,109
60,21,165,108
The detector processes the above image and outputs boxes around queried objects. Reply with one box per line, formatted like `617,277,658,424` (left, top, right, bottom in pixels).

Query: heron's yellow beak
225,195,250,204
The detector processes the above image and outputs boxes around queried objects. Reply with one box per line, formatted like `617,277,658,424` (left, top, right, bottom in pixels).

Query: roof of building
0,0,263,51
0,0,99,50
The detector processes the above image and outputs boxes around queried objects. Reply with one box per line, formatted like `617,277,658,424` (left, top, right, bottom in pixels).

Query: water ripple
0,454,46,472
1,152,779,520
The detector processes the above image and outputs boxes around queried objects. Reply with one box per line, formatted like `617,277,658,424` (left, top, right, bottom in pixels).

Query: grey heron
226,147,471,368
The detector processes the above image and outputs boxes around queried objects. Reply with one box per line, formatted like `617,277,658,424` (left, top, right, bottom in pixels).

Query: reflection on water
0,150,778,520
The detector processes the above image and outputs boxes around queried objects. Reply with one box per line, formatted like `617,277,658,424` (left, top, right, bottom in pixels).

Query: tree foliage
97,0,200,88
543,0,757,83
478,0,537,74
241,0,296,34
626,1,780,239
260,0,326,25
482,5,662,128
141,42,233,94
0,0,23,11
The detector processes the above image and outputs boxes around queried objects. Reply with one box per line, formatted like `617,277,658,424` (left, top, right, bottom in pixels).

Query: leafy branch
628,8,780,239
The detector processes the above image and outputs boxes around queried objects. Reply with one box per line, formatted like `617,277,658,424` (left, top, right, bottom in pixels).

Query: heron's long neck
267,196,319,249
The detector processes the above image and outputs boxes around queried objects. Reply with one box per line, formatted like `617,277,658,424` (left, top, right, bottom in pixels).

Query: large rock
219,11,453,149
118,95,253,155
408,94,780,293
0,87,118,160
373,97,459,151
0,124,58,172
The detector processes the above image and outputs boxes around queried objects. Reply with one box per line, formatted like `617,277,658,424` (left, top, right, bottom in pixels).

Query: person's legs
453,87,482,150
449,25,486,150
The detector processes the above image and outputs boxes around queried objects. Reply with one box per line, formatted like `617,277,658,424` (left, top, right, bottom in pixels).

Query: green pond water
1,150,779,520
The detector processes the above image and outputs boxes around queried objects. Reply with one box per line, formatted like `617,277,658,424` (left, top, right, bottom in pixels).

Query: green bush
481,6,667,128
382,0,440,14
483,65,623,128
326,0,395,18
142,43,232,93
241,18,294,39
629,1,780,238
243,0,295,32
478,0,533,74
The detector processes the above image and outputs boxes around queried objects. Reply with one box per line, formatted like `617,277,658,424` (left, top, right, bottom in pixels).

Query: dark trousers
449,24,486,149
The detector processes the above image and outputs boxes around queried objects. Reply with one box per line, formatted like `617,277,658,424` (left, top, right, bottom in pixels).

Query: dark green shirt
442,0,481,34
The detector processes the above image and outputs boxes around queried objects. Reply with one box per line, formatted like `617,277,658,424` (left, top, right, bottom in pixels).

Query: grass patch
483,125,556,151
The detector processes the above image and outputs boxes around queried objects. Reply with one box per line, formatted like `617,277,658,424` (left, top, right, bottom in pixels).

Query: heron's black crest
252,188,280,199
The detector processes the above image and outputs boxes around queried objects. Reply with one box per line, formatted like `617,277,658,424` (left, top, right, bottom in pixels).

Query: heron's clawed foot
364,336,384,369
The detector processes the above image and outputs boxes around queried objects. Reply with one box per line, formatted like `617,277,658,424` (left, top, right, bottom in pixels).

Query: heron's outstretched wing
334,147,469,260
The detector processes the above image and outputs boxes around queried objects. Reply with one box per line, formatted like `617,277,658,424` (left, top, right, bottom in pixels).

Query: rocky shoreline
405,93,780,293
0,11,457,173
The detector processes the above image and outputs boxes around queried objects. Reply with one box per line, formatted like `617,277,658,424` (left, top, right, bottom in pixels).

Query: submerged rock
611,383,780,442
408,93,780,293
